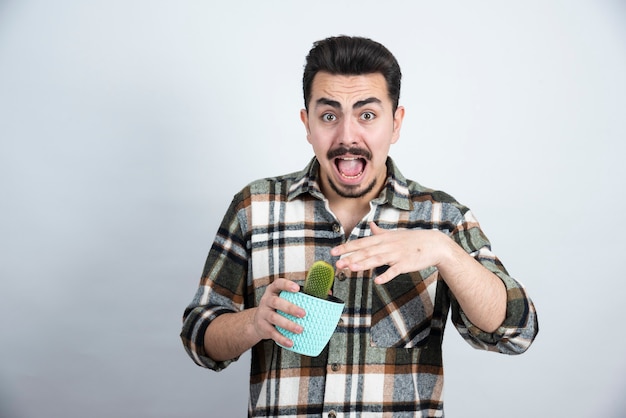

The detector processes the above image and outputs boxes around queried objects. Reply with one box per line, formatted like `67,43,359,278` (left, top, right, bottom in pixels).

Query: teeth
337,157,364,179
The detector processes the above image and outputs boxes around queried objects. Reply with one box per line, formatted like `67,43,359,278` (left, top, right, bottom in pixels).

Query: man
181,35,538,417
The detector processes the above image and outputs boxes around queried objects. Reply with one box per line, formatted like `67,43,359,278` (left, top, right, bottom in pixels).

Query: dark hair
302,36,402,112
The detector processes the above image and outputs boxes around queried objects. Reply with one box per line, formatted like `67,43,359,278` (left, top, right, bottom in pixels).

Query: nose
338,116,358,146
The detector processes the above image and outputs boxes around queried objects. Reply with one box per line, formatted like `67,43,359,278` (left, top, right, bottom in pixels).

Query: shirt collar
287,157,414,211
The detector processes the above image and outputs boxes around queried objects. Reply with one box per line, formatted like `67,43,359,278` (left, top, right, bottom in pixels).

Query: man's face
300,71,404,202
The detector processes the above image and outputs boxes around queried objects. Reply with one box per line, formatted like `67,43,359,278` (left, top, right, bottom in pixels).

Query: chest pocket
370,266,438,348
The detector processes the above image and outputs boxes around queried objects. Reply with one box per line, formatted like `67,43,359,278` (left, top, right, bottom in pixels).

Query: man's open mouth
335,157,366,179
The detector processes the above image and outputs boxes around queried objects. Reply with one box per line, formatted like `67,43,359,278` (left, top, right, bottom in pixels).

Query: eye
322,113,336,122
360,111,376,121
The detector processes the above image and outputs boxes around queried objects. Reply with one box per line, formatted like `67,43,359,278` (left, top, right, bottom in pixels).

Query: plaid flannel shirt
181,157,538,417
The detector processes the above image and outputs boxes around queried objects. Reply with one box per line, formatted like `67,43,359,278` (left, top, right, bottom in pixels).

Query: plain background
1,1,625,417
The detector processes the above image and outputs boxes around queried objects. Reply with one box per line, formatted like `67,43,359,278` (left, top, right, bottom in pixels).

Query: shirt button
338,271,347,281
328,410,337,418
332,223,341,234
331,363,340,372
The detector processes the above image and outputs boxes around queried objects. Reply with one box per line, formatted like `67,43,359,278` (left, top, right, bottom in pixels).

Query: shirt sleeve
448,209,539,355
180,192,249,371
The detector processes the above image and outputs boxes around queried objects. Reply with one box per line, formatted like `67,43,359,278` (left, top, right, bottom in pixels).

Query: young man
181,36,538,417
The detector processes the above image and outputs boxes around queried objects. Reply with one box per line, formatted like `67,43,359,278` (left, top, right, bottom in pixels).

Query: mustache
327,146,371,160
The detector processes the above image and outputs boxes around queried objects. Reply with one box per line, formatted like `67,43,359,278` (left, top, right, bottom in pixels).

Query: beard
326,176,378,199
325,146,377,198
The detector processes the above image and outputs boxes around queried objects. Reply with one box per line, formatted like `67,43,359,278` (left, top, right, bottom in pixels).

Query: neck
321,178,384,237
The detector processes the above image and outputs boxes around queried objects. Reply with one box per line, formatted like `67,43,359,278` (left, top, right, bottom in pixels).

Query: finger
254,302,304,342
261,319,298,348
369,221,388,235
272,328,296,348
272,295,306,319
333,241,382,270
271,310,304,334
270,307,304,348
257,279,305,325
331,233,381,257
343,250,396,273
269,278,301,294
332,223,391,259
373,264,401,285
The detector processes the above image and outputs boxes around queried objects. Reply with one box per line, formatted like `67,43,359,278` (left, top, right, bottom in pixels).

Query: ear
391,106,405,144
300,109,312,143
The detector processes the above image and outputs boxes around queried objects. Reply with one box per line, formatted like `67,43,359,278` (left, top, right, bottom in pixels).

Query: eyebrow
315,96,382,110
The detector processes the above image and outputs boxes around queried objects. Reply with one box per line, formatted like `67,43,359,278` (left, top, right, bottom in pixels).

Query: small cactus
303,261,335,299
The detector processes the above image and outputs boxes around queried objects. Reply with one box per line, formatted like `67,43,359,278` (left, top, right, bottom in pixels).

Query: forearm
332,224,507,333
437,238,507,333
200,279,304,362
204,308,262,362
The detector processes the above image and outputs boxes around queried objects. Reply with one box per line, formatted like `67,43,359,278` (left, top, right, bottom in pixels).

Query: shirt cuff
180,307,239,371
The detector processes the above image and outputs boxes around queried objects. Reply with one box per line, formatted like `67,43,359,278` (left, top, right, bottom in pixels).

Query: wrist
245,307,265,344
434,233,468,283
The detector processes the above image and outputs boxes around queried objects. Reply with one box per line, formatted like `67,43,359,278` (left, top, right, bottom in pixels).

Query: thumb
369,221,387,235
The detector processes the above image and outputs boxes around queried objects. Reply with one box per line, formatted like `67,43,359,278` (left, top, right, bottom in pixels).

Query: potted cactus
303,260,336,299
275,261,345,356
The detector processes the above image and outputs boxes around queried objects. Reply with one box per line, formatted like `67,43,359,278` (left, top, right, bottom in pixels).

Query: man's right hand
252,278,306,347
203,278,305,361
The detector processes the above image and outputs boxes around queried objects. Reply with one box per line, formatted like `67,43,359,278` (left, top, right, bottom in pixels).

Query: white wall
1,1,625,416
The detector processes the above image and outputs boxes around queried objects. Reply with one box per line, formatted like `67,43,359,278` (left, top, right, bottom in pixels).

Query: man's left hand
331,222,452,284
